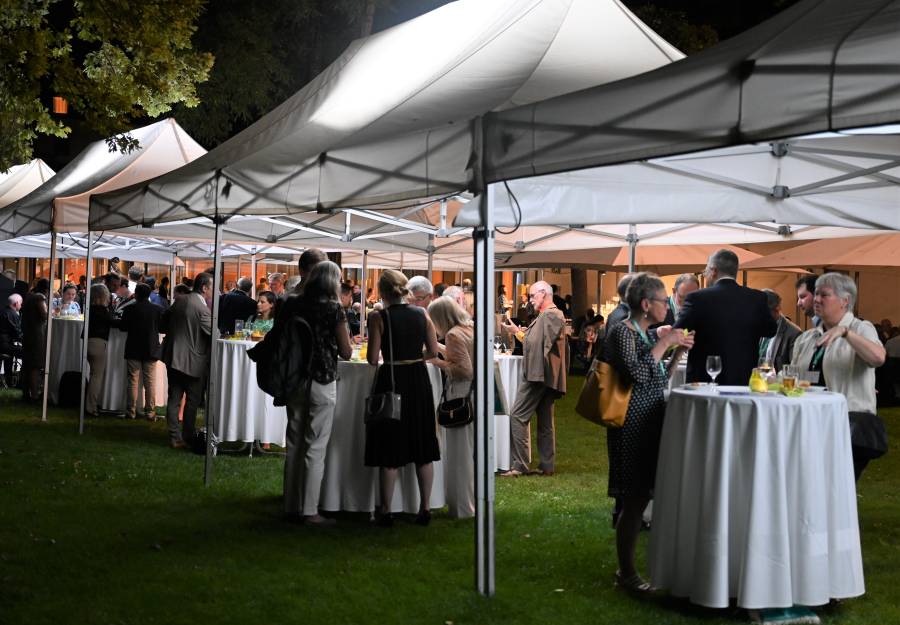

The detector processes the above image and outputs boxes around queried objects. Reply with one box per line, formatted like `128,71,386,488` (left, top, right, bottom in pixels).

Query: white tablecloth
214,340,447,513
48,320,166,411
47,318,84,404
493,354,522,472
649,386,864,609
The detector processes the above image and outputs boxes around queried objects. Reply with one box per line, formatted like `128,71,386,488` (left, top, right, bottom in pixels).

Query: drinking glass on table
782,364,799,392
706,355,722,391
758,355,773,378
493,335,502,352
234,320,244,337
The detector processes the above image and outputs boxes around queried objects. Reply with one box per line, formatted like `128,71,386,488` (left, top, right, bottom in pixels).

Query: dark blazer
674,279,777,386
120,300,162,361
218,290,257,334
0,307,22,352
761,315,802,371
161,293,211,378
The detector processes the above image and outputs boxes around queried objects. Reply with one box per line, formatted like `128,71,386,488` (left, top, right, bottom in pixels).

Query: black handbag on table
437,379,474,428
364,308,402,424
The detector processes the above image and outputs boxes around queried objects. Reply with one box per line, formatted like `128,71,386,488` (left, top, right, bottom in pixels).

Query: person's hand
655,325,673,339
352,334,364,344
816,325,848,348
667,328,694,350
502,319,520,333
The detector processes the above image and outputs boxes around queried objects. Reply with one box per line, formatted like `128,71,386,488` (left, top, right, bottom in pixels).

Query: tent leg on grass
41,229,58,422
78,231,95,434
474,185,496,596
204,216,225,486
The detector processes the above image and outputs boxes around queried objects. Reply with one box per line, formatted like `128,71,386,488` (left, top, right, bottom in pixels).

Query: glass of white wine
706,355,722,391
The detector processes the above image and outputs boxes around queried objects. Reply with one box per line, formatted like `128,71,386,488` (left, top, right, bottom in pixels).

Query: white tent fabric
0,159,56,209
457,133,900,230
88,0,681,229
0,119,205,240
480,0,900,187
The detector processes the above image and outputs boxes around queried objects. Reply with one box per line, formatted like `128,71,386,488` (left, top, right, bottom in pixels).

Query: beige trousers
284,380,337,517
126,359,157,417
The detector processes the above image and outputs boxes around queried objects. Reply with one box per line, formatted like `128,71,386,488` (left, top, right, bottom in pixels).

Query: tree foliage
0,0,213,171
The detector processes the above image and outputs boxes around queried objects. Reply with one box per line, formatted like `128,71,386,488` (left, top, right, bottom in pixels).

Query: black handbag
848,411,888,460
364,308,402,424
437,378,474,428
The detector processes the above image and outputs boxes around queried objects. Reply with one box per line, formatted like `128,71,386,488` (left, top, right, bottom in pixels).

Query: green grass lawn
1,383,898,625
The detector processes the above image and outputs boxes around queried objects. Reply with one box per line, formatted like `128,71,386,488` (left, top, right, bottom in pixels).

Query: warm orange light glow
52,96,68,115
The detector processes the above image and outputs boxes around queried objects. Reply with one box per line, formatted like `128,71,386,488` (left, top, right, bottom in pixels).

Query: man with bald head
500,280,568,477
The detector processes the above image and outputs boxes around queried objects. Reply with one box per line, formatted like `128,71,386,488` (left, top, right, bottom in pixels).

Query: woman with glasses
601,272,693,593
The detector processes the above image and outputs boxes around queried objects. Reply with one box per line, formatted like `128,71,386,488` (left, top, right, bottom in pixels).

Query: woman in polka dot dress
602,272,694,593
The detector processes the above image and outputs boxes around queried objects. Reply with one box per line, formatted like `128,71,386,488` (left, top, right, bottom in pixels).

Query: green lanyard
810,343,827,371
630,317,666,378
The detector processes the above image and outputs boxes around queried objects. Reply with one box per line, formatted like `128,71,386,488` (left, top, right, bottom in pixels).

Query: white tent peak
0,118,205,240
89,0,682,229
0,159,56,209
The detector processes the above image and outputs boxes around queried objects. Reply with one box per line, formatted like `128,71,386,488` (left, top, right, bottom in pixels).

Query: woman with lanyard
601,272,694,593
792,272,885,481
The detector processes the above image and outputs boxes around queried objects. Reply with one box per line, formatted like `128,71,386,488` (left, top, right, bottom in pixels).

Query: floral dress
602,321,669,498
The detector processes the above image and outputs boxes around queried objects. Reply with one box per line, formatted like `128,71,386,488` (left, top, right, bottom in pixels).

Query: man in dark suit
758,289,802,371
1,293,23,388
217,277,257,335
160,273,212,448
674,249,777,386
120,284,163,419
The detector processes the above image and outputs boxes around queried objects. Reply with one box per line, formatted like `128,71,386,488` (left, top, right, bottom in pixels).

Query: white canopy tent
0,159,56,209
87,5,686,588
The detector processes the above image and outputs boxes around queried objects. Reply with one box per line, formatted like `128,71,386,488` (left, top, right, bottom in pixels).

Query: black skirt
364,362,440,468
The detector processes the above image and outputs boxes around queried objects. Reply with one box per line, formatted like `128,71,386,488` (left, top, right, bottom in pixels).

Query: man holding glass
674,249,777,386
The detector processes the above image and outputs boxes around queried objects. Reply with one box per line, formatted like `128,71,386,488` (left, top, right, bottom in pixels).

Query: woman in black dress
365,269,440,526
603,272,693,592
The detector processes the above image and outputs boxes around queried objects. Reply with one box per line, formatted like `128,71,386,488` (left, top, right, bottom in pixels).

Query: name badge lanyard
631,317,666,378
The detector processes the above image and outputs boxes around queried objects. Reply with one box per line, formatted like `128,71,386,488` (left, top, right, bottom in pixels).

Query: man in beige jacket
500,281,567,476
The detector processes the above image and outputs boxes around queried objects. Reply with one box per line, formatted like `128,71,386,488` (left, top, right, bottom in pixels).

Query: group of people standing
596,248,886,593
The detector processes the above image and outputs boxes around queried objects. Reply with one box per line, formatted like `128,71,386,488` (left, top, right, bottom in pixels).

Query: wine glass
493,335,502,352
706,355,722,391
234,320,244,337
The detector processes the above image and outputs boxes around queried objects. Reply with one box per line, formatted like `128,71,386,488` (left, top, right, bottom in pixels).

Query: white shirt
792,311,879,414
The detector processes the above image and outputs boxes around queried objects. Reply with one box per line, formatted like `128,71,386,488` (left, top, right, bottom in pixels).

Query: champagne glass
706,355,722,391
493,335,502,352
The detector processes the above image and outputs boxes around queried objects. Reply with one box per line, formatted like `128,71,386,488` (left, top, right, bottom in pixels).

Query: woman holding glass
792,272,885,480
601,272,694,592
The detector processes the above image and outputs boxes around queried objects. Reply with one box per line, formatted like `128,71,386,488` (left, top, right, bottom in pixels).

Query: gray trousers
509,379,557,473
284,380,337,517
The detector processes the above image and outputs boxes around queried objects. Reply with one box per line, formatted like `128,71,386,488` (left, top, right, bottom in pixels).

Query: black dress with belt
364,304,439,468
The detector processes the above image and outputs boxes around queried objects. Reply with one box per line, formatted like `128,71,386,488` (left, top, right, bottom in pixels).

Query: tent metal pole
205,217,224,486
474,185,496,597
361,250,368,336
513,271,521,319
400,252,405,272
78,232,95,434
628,224,637,273
170,254,177,303
427,235,434,283
41,229,58,422
250,252,258,299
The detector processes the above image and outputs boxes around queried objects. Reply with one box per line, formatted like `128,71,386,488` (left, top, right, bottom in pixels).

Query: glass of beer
782,365,799,392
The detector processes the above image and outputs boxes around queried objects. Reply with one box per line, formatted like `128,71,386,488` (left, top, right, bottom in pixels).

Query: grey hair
407,275,433,296
304,260,342,302
708,248,739,278
2,269,16,280
762,288,781,310
674,273,700,291
624,272,665,311
7,293,22,306
90,283,110,307
616,273,635,299
237,277,253,293
127,265,143,281
268,272,285,283
816,272,856,310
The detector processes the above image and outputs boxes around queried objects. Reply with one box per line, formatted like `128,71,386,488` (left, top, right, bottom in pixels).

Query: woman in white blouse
792,272,886,480
428,296,475,519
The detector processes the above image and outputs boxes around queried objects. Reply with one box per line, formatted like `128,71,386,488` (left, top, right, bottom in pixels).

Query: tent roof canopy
0,119,205,241
741,233,900,271
89,0,681,231
0,159,55,209
481,0,900,186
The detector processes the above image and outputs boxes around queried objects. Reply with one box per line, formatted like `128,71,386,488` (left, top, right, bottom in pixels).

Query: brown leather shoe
170,439,188,449
498,469,523,477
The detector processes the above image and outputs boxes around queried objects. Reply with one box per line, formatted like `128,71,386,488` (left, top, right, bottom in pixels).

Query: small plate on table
679,382,708,391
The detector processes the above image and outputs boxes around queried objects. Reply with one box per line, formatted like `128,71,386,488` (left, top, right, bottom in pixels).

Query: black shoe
415,510,431,526
376,513,393,528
